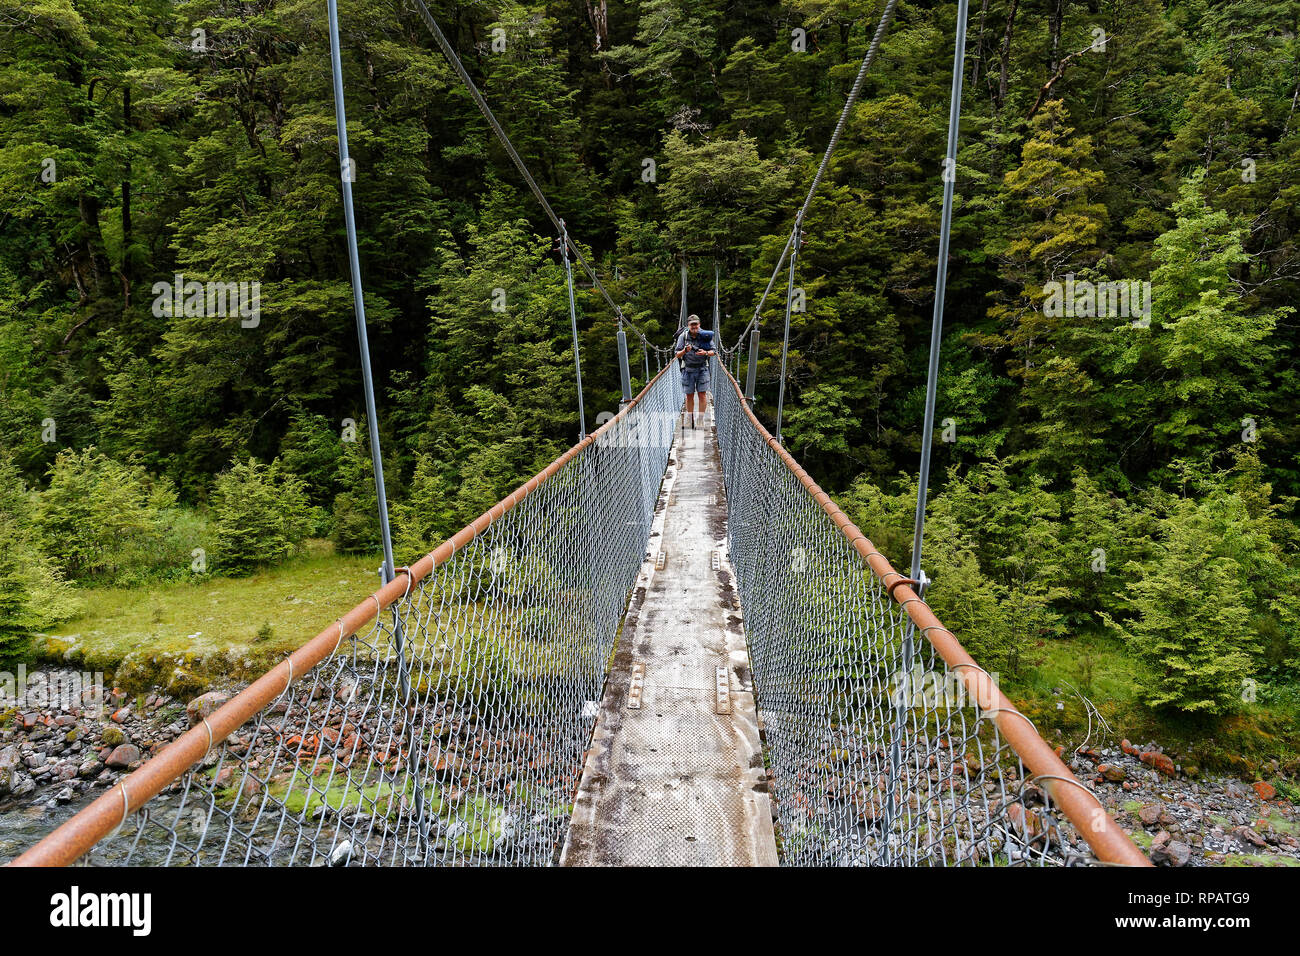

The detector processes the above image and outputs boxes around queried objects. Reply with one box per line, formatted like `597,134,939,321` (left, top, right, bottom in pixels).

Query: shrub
34,447,179,582
331,441,381,555
1104,496,1261,713
211,458,311,573
0,457,78,665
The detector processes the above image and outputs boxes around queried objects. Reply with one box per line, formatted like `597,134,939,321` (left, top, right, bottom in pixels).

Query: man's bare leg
696,391,707,427
683,391,694,428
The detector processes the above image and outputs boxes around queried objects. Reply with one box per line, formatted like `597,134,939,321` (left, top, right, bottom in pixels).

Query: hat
687,314,700,325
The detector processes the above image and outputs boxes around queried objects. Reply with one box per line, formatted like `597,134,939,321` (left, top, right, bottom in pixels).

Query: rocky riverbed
1070,740,1300,867
3,668,1297,867
2,667,581,866
0,670,208,863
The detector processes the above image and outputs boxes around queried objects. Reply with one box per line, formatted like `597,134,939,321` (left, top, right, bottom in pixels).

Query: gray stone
186,691,230,727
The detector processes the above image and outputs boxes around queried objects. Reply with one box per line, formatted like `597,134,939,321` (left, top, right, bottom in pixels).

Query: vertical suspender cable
560,220,587,440
883,0,970,864
712,262,720,332
744,327,760,403
617,327,633,404
328,0,426,842
327,1,401,610
774,218,802,443
679,260,689,329
909,0,969,584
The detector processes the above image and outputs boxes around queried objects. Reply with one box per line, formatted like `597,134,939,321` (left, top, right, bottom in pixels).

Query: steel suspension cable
560,220,587,440
773,216,802,443
407,0,659,348
728,0,900,354
327,0,405,623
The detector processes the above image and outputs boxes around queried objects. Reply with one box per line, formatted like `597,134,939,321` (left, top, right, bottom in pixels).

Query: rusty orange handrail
10,364,673,868
719,365,1149,867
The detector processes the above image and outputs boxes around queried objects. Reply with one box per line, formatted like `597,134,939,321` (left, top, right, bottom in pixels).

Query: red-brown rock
1252,781,1277,801
1138,751,1176,776
105,744,141,769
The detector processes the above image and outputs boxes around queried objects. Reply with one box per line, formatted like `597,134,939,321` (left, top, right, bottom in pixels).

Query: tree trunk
584,0,608,51
972,0,990,87
121,83,132,305
996,0,1021,114
1048,0,1064,74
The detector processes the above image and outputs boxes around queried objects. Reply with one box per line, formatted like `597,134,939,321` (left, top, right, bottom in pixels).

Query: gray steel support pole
642,337,650,383
617,327,633,404
744,328,760,403
774,221,801,443
560,221,587,440
328,0,397,590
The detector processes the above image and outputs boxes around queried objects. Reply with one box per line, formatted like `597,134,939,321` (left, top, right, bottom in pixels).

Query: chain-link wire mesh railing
712,360,1147,867
13,364,682,867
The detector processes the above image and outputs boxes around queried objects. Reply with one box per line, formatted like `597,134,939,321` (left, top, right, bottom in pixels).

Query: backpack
676,328,713,368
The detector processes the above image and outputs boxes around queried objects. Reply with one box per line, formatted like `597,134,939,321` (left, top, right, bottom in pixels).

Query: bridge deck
561,407,778,866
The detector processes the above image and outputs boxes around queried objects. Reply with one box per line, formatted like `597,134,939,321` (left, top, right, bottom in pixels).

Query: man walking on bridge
674,314,715,429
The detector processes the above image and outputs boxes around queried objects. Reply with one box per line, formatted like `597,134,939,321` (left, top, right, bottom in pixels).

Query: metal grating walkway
561,406,778,866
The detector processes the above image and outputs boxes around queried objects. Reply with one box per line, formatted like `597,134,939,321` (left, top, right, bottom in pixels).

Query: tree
660,130,791,263
211,459,310,573
35,447,178,582
0,456,78,665
1104,496,1261,714
331,440,381,556
1140,171,1284,462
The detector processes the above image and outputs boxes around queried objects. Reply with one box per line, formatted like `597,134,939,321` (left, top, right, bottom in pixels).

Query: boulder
1138,751,1177,776
186,691,230,727
1151,839,1191,867
100,725,126,747
105,744,141,769
1232,825,1267,848
1252,781,1277,801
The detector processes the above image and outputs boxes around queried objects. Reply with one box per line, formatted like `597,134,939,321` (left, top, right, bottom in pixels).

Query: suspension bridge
9,0,1149,867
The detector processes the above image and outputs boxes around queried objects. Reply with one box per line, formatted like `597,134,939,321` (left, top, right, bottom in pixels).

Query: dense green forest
1,1,1298,737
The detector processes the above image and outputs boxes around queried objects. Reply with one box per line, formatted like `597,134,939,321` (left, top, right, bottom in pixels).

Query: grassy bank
27,542,383,696
1011,629,1300,779
19,552,1300,781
